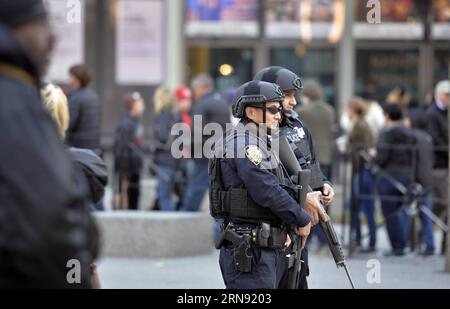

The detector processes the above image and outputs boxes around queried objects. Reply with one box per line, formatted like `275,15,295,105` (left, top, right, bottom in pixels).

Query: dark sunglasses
265,106,283,115
252,105,283,115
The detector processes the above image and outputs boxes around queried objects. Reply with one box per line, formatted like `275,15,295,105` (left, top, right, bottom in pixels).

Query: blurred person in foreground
0,0,98,288
41,83,107,287
41,83,108,210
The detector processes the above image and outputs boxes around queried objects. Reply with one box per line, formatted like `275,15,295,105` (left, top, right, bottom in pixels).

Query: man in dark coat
0,0,99,288
375,104,416,256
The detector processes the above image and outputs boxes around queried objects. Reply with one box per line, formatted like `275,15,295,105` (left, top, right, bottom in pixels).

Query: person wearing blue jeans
352,167,376,251
157,165,176,211
374,104,416,256
419,193,435,254
180,160,209,211
408,110,436,255
377,176,411,255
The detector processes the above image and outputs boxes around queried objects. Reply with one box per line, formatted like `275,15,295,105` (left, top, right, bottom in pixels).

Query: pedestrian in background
347,97,376,253
180,74,229,212
152,86,179,211
426,80,449,255
66,64,101,154
113,92,146,210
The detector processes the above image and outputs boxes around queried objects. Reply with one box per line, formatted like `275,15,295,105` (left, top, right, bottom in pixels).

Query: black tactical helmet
232,80,285,118
254,66,303,93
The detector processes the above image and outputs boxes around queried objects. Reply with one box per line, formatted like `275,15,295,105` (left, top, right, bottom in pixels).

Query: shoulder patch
245,145,262,166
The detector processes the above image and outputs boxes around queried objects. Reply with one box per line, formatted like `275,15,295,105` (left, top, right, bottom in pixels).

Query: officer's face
283,91,297,112
247,102,282,130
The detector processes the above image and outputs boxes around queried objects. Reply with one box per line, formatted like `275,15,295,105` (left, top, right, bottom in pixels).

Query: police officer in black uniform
210,80,322,289
255,66,335,288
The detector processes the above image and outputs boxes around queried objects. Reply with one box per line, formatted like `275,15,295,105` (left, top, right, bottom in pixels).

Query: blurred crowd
340,81,449,257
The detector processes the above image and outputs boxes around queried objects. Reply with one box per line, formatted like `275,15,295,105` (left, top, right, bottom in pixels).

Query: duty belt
215,222,287,250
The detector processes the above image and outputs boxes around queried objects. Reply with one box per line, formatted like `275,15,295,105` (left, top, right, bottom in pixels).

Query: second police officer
254,66,336,289
209,80,326,289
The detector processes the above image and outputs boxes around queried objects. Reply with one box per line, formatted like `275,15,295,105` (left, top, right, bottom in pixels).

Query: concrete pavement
97,226,450,289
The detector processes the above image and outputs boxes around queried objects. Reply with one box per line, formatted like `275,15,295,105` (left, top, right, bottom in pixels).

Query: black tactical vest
280,116,325,190
208,132,289,225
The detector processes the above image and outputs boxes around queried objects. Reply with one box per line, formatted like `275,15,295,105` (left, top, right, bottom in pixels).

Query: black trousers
219,245,286,289
127,173,140,210
117,172,140,210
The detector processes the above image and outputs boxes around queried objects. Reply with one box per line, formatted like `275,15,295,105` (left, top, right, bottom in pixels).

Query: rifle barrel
343,264,356,289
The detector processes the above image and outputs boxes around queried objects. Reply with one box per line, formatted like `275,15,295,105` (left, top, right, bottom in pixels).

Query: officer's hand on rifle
305,191,324,225
321,183,335,206
294,223,311,249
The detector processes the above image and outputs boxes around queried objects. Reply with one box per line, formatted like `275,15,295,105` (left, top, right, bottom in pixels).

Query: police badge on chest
287,127,305,143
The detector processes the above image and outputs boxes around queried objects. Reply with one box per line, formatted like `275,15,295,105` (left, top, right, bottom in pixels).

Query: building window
353,0,426,40
185,0,259,38
356,49,420,105
265,0,344,43
188,47,254,93
431,0,450,40
434,50,450,84
270,47,336,105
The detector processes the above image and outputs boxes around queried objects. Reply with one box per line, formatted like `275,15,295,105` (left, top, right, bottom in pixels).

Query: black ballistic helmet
254,66,303,93
232,81,285,118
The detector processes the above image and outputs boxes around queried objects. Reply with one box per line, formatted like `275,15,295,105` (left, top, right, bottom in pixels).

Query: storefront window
185,0,259,37
431,0,450,40
356,50,419,105
354,0,426,40
270,47,336,104
434,50,450,84
433,0,450,22
265,0,344,42
188,47,254,93
355,0,422,22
